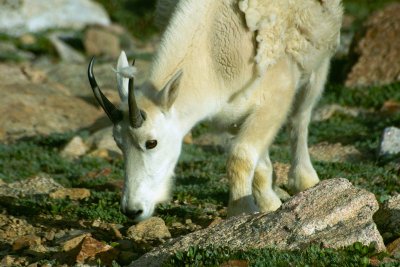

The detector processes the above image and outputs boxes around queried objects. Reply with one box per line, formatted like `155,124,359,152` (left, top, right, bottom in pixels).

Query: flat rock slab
131,178,384,267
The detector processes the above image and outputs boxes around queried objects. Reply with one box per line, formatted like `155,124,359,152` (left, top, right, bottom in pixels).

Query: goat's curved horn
88,57,122,124
128,71,144,128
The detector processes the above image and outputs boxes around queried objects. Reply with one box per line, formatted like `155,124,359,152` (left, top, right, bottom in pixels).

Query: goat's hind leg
287,59,330,193
252,152,282,212
227,59,297,217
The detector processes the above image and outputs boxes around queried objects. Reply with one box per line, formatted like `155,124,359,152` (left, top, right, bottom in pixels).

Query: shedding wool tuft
239,0,342,76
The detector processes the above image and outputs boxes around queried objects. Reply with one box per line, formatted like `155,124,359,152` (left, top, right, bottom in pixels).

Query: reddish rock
76,236,119,265
346,3,400,87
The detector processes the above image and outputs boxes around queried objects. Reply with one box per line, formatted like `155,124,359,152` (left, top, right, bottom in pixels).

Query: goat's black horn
128,74,144,128
88,57,122,124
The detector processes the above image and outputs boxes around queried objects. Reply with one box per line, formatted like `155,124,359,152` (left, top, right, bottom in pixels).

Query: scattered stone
378,127,400,158
25,244,48,257
12,235,41,251
61,136,88,158
44,230,55,242
50,188,91,201
84,26,121,59
0,215,38,245
0,0,110,36
62,233,92,252
0,175,63,198
374,195,400,241
127,217,171,244
0,255,16,266
75,236,118,265
48,34,85,63
309,142,363,163
131,179,385,267
346,3,400,87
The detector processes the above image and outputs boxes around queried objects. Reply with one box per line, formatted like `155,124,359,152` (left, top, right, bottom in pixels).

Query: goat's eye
145,140,158,150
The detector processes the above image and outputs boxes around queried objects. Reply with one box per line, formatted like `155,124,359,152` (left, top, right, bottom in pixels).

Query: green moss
320,83,400,110
165,242,386,267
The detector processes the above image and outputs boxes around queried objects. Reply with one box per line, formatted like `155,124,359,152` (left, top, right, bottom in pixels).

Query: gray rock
309,142,363,163
0,0,110,36
60,136,88,158
130,178,385,267
0,175,63,198
378,127,400,158
126,217,171,243
374,195,400,241
0,72,103,142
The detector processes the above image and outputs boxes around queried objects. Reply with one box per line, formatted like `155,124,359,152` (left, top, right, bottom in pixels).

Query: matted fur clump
238,0,343,75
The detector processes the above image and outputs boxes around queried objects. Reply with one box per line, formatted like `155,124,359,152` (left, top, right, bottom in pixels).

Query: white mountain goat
88,0,343,221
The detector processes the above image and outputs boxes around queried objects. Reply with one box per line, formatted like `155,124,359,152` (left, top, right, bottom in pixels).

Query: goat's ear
158,70,183,110
116,51,129,101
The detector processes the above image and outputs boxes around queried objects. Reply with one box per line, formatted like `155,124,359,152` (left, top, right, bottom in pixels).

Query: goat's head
88,52,183,221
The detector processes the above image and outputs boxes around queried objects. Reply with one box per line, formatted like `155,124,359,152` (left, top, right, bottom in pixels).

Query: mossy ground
1,0,400,265
1,80,399,265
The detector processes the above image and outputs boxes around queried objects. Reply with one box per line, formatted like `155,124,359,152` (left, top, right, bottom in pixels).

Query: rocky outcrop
346,3,400,87
131,178,385,267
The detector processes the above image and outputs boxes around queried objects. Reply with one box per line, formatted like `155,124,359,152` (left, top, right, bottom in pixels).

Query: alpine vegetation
88,0,343,221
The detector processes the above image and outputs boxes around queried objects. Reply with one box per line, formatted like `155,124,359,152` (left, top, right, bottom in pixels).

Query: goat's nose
122,208,143,219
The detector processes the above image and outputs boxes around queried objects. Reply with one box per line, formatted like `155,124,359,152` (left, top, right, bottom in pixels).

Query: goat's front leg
288,59,330,193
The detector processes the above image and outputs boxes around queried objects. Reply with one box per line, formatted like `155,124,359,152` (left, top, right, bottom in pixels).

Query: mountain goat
88,0,343,221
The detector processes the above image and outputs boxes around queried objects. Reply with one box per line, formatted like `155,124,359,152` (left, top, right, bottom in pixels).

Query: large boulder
0,0,110,36
0,63,102,142
130,178,384,267
346,3,400,87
